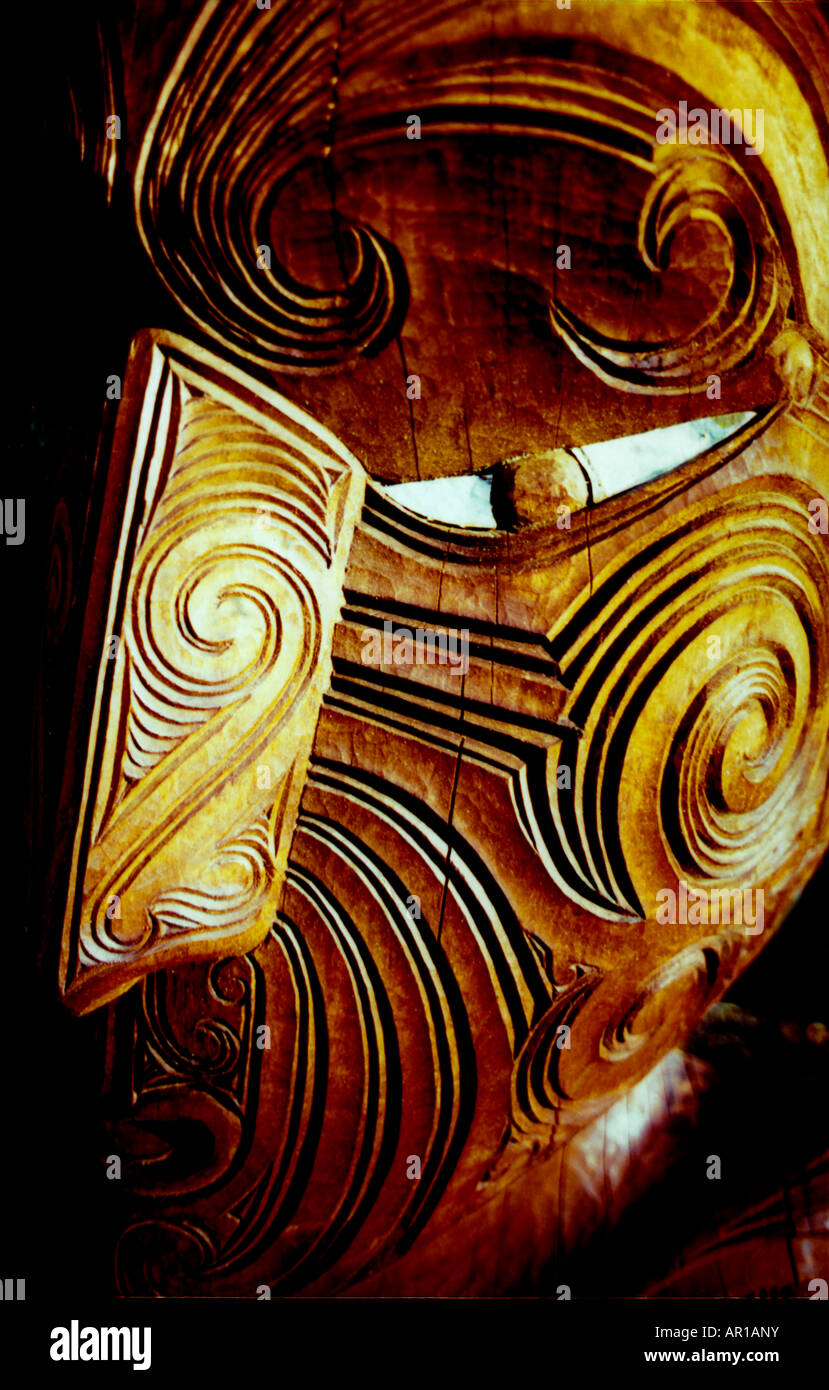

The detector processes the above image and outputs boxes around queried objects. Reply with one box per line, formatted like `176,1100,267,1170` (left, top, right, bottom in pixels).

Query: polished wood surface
30,1,829,1296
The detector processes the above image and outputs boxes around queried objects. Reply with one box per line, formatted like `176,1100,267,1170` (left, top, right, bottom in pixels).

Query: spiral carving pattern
550,150,790,393
149,809,276,939
118,395,324,786
135,2,403,371
663,646,800,884
511,933,745,1140
61,336,363,1012
547,479,829,920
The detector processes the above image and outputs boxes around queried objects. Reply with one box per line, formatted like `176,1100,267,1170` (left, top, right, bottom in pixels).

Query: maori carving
134,0,406,371
133,0,795,399
776,328,829,446
510,932,745,1143
113,755,565,1294
108,381,829,1293
545,477,829,921
34,0,829,1300
149,807,278,938
105,953,263,1196
549,149,791,393
58,331,364,1012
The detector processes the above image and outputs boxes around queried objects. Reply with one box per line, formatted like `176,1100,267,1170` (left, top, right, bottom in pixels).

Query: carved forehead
97,0,822,479
49,0,828,487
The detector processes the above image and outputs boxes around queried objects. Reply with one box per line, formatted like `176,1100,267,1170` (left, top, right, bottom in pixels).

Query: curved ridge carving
112,752,570,1294
103,953,264,1206
510,930,746,1142
134,1,405,372
149,806,278,938
136,3,768,377
550,148,791,393
546,479,829,919
60,332,364,1012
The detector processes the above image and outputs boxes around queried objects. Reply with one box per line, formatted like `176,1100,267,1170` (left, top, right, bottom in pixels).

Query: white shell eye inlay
573,412,756,503
382,412,756,528
385,472,496,528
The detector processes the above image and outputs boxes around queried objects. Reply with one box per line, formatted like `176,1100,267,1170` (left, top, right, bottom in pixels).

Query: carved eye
383,412,756,527
385,472,497,528
572,411,757,502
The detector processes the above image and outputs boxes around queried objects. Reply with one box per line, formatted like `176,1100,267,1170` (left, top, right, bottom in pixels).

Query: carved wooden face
128,0,800,477
44,0,829,1295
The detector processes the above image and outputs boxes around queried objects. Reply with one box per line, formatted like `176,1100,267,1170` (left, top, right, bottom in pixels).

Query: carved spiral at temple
547,479,829,922
550,150,791,393
134,1,404,370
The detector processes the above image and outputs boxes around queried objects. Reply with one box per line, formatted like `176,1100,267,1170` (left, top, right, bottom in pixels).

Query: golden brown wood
58,332,364,1010
38,0,829,1297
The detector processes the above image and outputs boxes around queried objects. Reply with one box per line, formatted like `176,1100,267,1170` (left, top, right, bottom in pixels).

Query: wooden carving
59,332,364,1011
35,0,829,1297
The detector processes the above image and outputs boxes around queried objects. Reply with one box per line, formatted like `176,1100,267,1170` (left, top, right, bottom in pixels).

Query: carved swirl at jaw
663,647,800,884
547,478,829,922
103,954,263,1205
511,933,745,1142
